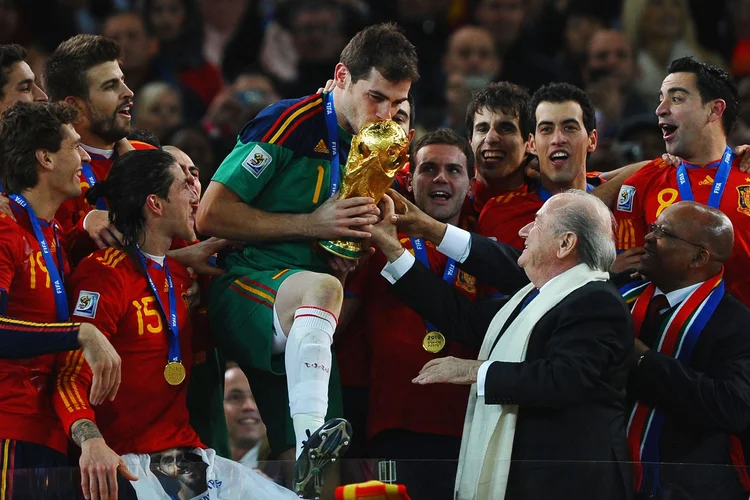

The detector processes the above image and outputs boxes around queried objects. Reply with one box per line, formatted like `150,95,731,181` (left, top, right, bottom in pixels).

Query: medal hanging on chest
138,252,185,385
410,238,457,353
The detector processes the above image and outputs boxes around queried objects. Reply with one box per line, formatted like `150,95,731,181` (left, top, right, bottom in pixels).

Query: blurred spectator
585,29,651,125
131,81,184,143
142,0,225,106
0,0,21,44
472,0,564,93
556,0,609,88
730,0,750,77
199,0,251,68
729,76,750,146
420,25,500,135
102,10,206,121
224,363,269,468
614,114,664,164
0,44,47,115
167,125,218,189
270,0,350,98
202,67,279,156
622,0,726,100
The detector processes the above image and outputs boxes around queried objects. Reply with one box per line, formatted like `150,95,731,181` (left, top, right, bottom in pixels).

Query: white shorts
271,304,288,354
123,448,297,500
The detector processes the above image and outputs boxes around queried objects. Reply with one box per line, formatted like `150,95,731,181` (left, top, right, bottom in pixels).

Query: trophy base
318,239,362,260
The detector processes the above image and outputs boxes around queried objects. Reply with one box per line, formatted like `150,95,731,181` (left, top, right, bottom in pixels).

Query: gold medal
423,331,446,353
164,361,186,385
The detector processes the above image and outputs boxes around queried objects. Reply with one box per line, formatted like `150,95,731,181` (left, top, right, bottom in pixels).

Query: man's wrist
381,243,405,263
425,220,448,246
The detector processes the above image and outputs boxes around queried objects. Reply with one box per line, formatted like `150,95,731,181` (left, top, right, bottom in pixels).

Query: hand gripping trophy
319,119,409,259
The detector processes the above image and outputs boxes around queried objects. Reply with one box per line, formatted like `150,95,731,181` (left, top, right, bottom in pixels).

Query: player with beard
42,34,153,265
54,150,297,500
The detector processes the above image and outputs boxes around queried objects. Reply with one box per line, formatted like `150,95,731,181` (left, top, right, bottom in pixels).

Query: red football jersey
0,204,74,454
346,236,479,439
614,157,750,306
55,248,203,455
56,141,157,266
478,187,542,248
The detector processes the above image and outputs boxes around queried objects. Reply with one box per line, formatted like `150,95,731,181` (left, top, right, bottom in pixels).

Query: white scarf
454,263,609,500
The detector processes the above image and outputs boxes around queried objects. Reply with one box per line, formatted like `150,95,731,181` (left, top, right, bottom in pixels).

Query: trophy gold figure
319,120,409,260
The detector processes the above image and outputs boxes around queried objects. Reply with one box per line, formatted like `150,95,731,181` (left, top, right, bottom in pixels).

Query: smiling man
613,57,750,307
340,128,479,500
196,23,419,497
42,34,158,265
478,82,599,248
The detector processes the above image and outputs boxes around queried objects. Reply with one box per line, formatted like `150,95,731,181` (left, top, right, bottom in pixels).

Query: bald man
623,201,750,500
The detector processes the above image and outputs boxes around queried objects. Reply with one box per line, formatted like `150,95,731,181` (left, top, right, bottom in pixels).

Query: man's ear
35,148,54,173
333,63,349,90
557,232,578,259
145,194,163,215
528,133,538,156
708,99,727,126
406,171,413,193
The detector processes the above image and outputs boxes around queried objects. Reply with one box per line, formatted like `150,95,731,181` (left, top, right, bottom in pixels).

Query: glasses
649,223,705,249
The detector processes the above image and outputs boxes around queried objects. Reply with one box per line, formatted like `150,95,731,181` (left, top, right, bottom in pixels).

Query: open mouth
429,191,452,203
117,103,132,119
481,150,506,164
549,151,569,167
660,123,678,141
240,417,260,426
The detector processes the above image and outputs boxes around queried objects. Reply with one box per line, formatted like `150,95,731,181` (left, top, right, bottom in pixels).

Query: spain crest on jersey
738,185,750,216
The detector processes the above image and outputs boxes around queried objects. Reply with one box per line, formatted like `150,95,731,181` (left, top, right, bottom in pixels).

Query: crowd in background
4,0,750,183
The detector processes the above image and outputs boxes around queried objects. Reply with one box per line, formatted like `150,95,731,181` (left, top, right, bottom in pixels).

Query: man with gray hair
367,188,633,499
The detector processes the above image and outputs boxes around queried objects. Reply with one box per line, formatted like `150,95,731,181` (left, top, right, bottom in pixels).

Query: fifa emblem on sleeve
242,145,272,178
737,186,750,217
617,185,636,213
73,291,100,318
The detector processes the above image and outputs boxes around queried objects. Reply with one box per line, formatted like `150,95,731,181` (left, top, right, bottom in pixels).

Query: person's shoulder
73,248,134,278
715,293,750,323
0,212,20,233
129,140,159,151
565,280,629,310
238,93,325,146
628,158,673,183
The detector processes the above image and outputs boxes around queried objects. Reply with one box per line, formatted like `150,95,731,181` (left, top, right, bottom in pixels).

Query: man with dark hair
338,127,477,499
43,34,141,261
56,149,297,500
478,82,599,248
613,56,750,306
197,22,419,496
465,81,533,215
0,101,122,486
621,201,750,500
0,44,48,114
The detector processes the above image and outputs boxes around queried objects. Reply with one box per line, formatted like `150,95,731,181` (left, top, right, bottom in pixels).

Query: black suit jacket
624,282,750,500
390,233,634,500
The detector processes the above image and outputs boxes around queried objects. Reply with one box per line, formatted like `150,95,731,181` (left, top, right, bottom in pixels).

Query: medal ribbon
626,271,724,493
81,162,108,210
137,252,181,367
676,146,732,208
10,195,68,321
324,92,341,198
411,237,457,334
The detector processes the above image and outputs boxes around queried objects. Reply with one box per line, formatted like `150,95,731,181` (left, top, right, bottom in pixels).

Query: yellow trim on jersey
234,280,276,304
57,350,87,412
0,316,78,329
267,98,323,145
1,439,9,500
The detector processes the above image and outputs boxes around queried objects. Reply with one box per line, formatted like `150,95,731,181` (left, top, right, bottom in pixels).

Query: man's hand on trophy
368,194,404,262
387,189,447,244
308,196,380,240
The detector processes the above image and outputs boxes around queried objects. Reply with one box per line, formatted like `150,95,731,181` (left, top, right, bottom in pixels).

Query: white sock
284,306,337,459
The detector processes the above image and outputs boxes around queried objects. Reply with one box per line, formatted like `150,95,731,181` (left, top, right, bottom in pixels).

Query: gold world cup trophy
319,119,409,260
